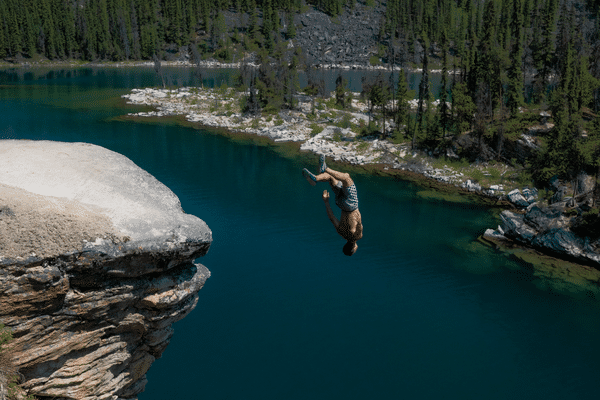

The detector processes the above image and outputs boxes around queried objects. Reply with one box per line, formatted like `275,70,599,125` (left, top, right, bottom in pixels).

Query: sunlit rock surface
0,140,212,399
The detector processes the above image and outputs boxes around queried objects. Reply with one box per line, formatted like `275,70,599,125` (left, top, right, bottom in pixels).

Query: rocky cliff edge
0,140,212,399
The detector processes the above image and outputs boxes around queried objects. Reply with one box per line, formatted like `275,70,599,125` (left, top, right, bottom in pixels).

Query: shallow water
1,68,599,400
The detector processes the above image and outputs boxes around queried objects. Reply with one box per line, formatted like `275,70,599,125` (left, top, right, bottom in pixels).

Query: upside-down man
303,155,363,256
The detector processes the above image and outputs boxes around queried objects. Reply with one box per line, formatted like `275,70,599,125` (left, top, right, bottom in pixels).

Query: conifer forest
1,0,600,184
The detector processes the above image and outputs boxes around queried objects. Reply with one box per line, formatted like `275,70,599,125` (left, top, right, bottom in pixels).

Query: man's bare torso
338,209,363,242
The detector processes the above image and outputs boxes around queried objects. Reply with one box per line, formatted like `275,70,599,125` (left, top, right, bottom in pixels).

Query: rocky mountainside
0,140,212,399
292,3,386,67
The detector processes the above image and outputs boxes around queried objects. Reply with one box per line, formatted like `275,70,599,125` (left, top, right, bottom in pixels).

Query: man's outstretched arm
322,190,340,230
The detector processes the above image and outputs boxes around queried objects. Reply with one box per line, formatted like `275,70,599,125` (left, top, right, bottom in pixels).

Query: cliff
0,140,212,399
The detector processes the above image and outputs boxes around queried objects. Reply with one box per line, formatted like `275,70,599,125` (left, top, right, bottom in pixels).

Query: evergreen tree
414,41,429,149
262,0,274,50
438,30,450,137
394,69,414,140
285,11,296,39
335,73,350,108
248,0,259,42
0,1,7,59
506,0,524,116
451,81,476,133
368,74,391,136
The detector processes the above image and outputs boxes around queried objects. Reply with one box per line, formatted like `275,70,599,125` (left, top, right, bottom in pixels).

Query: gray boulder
524,203,568,231
550,186,568,204
532,228,585,259
507,189,530,208
500,211,537,243
577,172,596,195
521,187,538,203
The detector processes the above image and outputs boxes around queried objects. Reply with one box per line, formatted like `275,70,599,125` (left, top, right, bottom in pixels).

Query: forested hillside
2,0,600,185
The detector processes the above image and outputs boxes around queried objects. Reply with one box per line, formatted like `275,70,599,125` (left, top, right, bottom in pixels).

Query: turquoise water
1,68,600,400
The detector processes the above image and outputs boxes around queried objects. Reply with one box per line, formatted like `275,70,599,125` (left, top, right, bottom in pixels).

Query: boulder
461,179,481,192
507,189,530,208
550,186,568,204
500,211,537,243
524,203,567,231
577,171,596,195
532,228,585,259
521,187,538,203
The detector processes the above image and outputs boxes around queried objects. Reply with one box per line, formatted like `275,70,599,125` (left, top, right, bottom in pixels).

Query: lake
1,67,599,400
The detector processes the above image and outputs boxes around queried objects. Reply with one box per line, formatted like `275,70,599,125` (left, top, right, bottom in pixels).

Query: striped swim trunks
333,182,359,212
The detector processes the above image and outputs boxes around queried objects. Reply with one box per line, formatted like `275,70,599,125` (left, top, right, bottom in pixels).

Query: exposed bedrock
0,140,212,400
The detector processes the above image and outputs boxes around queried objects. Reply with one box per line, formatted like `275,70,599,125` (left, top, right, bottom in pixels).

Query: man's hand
322,190,330,202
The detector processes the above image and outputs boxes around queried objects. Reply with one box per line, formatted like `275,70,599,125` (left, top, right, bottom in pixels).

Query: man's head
343,241,358,256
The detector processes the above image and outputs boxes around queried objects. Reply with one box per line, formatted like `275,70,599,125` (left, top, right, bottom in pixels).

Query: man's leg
324,168,353,187
315,172,340,190
303,169,339,189
319,155,353,187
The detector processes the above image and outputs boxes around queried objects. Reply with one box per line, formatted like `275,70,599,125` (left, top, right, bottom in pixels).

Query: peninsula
122,84,600,270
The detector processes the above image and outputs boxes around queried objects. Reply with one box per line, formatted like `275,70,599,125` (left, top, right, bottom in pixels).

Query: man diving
303,155,363,256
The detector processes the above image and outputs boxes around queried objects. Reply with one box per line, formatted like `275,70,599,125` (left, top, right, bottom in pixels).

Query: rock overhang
0,139,212,264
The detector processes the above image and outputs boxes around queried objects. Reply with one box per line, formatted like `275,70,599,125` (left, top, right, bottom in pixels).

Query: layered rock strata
0,140,212,399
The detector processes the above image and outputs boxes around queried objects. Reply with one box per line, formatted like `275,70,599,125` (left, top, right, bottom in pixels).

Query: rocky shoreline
122,86,530,202
122,85,600,271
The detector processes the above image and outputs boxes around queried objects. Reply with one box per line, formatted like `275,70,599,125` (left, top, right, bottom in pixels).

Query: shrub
0,324,18,398
310,124,324,136
356,141,370,152
336,114,352,129
369,55,381,66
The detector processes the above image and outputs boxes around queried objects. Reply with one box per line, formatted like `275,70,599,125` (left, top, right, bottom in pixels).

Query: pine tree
285,11,295,38
451,81,476,133
414,41,430,149
0,0,8,59
262,0,274,50
439,30,450,137
130,0,141,59
394,69,413,139
248,0,259,42
506,0,524,116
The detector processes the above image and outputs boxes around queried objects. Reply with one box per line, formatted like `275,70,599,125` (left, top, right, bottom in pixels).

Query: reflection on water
0,65,443,96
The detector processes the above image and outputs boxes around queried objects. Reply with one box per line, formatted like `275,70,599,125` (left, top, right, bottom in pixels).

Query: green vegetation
309,123,324,136
0,0,306,62
375,0,600,188
0,323,32,400
3,0,600,191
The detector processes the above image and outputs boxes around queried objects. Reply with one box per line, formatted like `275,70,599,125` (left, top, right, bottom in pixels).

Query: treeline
371,0,600,184
0,0,304,61
381,0,600,106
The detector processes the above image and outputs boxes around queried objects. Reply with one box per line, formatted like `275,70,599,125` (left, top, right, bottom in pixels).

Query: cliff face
0,140,212,399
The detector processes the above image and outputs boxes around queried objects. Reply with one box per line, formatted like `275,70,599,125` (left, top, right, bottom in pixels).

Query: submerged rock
0,140,212,399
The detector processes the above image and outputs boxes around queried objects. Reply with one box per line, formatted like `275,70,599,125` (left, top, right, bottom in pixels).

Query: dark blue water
1,68,599,400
